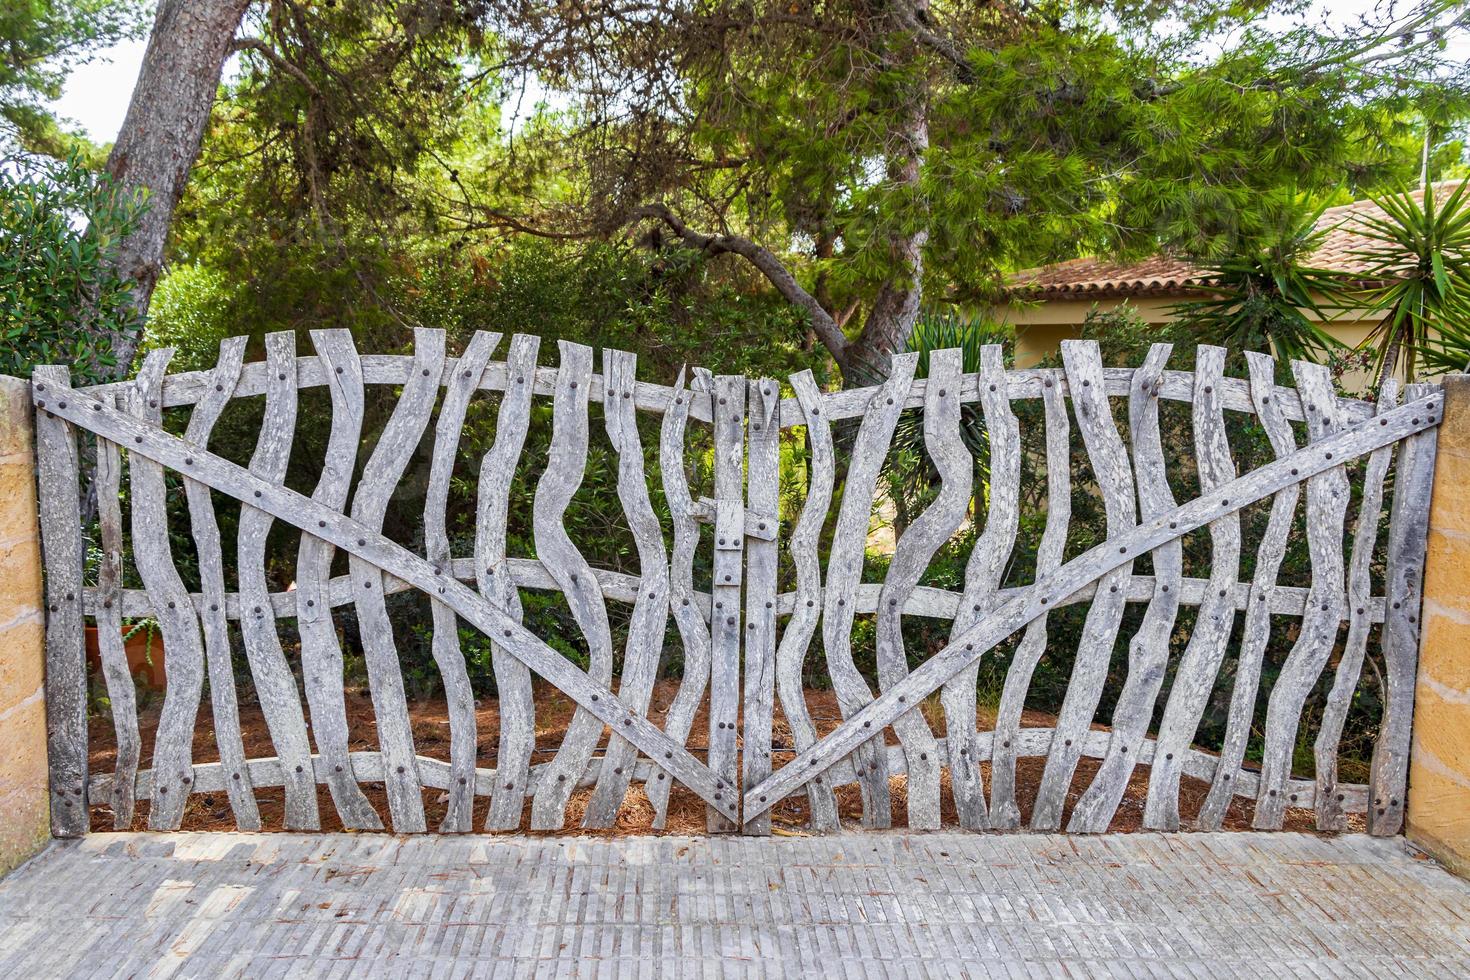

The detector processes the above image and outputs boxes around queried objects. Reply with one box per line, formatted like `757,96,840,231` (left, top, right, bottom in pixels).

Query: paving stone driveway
0,831,1467,977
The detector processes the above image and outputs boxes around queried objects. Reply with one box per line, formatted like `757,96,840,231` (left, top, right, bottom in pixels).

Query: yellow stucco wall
0,376,49,877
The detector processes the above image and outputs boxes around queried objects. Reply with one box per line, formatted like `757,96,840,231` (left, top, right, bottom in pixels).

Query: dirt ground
86,679,1350,835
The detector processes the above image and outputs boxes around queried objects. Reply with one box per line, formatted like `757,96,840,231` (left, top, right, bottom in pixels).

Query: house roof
1007,181,1466,300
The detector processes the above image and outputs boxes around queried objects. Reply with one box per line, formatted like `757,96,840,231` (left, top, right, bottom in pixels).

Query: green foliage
1169,196,1349,365
1353,181,1470,380
0,149,144,381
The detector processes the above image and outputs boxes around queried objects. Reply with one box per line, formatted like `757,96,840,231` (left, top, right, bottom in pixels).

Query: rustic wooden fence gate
32,333,1440,838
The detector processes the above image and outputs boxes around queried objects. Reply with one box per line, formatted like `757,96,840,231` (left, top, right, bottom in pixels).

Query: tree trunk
98,0,252,377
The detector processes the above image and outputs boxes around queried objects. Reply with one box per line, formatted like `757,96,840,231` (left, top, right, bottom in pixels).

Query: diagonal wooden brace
29,377,741,825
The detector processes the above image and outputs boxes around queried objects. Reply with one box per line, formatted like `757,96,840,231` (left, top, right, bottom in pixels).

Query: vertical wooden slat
990,368,1070,830
296,328,381,831
238,333,319,830
1142,345,1242,831
1370,381,1438,836
1032,340,1137,831
181,337,259,830
647,367,714,829
425,330,501,832
942,346,1018,830
1252,361,1350,829
32,365,88,836
529,342,616,830
583,349,672,828
479,335,540,830
349,327,446,834
1068,343,1182,833
772,371,841,831
128,350,208,830
821,354,919,829
1315,380,1398,831
707,374,745,832
1196,350,1301,830
740,377,780,835
92,394,139,829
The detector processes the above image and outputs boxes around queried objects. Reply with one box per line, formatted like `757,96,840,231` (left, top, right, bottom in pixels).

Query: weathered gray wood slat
1196,350,1302,830
529,342,618,830
1315,379,1398,831
740,377,781,835
583,350,672,829
1032,340,1138,831
32,365,88,836
425,330,501,831
990,368,1071,829
821,354,920,829
236,334,320,830
92,725,1374,815
646,367,713,829
350,327,448,833
741,386,1442,822
1252,361,1351,829
479,334,540,831
772,371,841,831
1068,343,1183,833
126,351,208,830
707,374,745,832
1143,345,1243,831
873,351,963,831
295,329,382,831
180,337,259,830
91,395,139,829
37,374,741,824
1370,382,1439,836
941,347,1017,830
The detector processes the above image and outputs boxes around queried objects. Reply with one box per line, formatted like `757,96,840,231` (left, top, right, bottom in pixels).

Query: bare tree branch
230,36,322,97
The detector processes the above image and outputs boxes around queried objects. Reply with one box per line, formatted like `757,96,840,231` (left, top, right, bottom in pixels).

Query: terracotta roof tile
1009,180,1468,299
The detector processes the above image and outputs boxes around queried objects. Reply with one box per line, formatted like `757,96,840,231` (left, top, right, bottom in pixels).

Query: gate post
1409,373,1470,875
0,377,52,872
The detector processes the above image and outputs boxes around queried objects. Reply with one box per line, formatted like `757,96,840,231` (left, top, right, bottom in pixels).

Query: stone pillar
0,376,49,875
1409,374,1470,876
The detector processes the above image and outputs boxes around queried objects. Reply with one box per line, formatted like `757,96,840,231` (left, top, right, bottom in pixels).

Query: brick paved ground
0,831,1467,977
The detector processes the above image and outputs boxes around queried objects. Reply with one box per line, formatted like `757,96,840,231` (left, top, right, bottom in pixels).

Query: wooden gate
33,335,1439,837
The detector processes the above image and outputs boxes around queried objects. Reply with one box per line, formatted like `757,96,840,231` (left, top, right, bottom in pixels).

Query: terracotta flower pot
85,625,166,689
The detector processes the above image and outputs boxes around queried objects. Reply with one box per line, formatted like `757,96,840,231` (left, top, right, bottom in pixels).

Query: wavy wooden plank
180,337,259,830
740,385,1443,823
1142,346,1243,831
583,350,673,828
936,347,1015,830
647,368,715,829
35,379,741,824
868,351,959,830
350,327,447,833
739,377,781,835
821,354,919,829
990,368,1071,829
294,329,381,831
1068,343,1183,833
529,342,618,829
91,394,138,829
32,365,88,836
1370,382,1438,836
1252,361,1351,829
1195,350,1303,830
1032,340,1138,831
424,330,500,831
771,371,841,831
236,334,320,831
707,374,745,832
1315,380,1398,831
479,334,540,831
125,351,207,830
